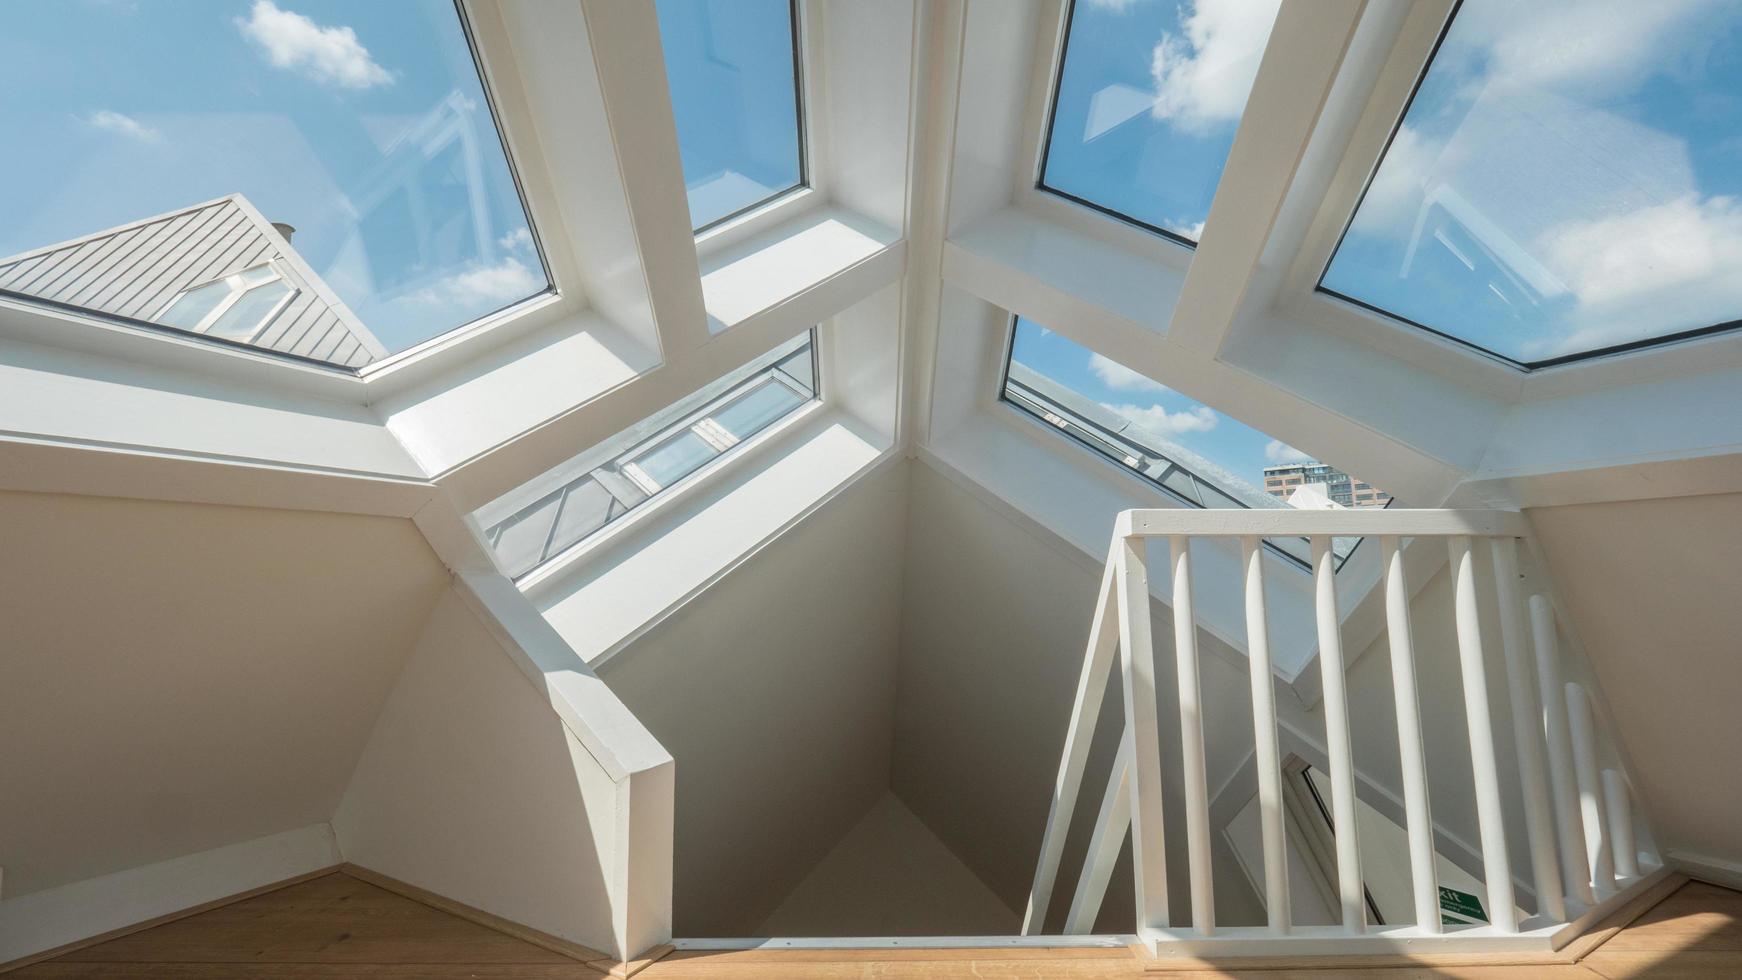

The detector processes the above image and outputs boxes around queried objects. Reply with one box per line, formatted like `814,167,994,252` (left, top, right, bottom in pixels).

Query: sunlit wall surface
657,0,804,231
0,0,546,365
1322,0,1742,366
1041,0,1281,243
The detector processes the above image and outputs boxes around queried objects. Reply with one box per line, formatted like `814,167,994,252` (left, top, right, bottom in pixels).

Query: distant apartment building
1263,461,1392,508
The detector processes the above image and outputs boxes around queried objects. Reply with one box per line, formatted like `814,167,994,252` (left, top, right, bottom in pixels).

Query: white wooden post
1448,536,1518,932
1380,535,1439,933
1117,535,1170,933
1529,596,1595,907
1241,536,1289,933
1171,535,1215,935
1311,535,1364,933
1489,539,1565,922
1023,547,1121,934
1603,770,1639,879
1065,737,1132,935
1565,682,1616,896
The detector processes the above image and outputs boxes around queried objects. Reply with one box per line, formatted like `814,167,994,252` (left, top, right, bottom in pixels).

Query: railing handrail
1025,507,1656,955
1116,507,1529,538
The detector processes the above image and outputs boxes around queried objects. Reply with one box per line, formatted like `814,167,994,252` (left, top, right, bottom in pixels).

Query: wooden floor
7,872,1740,978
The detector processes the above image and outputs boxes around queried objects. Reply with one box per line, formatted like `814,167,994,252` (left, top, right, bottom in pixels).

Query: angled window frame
0,0,561,386
480,330,821,581
995,314,1381,574
666,0,815,241
1301,0,1742,373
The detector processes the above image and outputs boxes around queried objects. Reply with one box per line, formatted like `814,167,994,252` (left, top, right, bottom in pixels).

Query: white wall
1529,492,1742,880
0,489,447,899
596,462,910,936
334,584,633,959
757,791,1017,936
893,459,1266,931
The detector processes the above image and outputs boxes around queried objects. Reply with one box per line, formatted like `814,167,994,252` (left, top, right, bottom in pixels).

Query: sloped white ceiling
0,489,447,897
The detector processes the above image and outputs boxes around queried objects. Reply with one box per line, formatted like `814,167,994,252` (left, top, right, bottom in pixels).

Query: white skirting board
0,822,340,964
1669,850,1742,891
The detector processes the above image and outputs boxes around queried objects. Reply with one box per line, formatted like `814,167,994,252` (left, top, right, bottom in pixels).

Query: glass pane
156,278,234,330
206,279,293,341
547,479,620,557
493,492,562,578
1321,0,1742,366
657,0,803,230
712,380,803,441
633,430,719,489
476,331,816,578
1003,316,1391,568
0,0,547,365
1041,0,1282,241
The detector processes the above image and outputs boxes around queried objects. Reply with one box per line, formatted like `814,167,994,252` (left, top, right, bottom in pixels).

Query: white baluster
1381,535,1439,933
1171,535,1215,935
1448,536,1518,932
1242,536,1289,933
1117,535,1170,932
1529,596,1595,907
1065,737,1132,934
1603,770,1639,879
1565,682,1616,896
1024,545,1121,934
1312,535,1364,933
1489,539,1565,922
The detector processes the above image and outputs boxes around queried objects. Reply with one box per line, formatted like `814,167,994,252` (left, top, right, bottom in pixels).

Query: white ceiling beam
575,0,712,360
1164,0,1367,357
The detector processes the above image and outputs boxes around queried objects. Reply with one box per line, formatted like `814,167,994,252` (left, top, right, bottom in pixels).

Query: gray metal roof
0,194,388,368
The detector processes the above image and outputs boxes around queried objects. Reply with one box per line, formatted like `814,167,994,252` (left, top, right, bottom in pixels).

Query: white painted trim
673,935,1131,950
0,823,340,965
1668,850,1742,892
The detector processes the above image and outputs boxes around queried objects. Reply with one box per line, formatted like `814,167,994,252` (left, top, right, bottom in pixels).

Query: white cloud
1087,351,1166,392
1264,439,1313,465
1084,0,1134,10
84,110,158,142
1149,0,1282,130
410,258,541,307
1457,0,1723,101
1532,194,1742,354
498,227,534,251
1103,401,1218,436
238,0,392,90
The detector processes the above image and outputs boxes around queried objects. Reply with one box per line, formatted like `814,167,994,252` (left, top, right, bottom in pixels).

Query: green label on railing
1439,886,1488,924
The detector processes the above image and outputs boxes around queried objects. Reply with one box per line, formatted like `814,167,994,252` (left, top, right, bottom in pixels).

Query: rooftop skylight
1320,0,1742,367
0,0,546,368
1039,0,1281,244
657,0,805,232
477,331,817,579
1003,317,1388,567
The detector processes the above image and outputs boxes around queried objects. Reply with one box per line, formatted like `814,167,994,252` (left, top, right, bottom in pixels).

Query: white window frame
153,262,299,345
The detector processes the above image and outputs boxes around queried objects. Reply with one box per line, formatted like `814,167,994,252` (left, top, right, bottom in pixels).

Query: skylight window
0,0,547,368
1320,0,1742,367
657,0,805,232
1002,317,1389,568
478,332,817,579
1039,0,1281,243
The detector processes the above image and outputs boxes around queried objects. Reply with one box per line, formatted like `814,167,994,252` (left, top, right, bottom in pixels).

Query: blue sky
1010,317,1315,500
656,0,802,230
1042,0,1280,241
1322,0,1742,363
0,0,542,354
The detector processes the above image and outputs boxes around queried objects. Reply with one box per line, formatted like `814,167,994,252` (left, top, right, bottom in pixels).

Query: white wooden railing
1023,509,1659,955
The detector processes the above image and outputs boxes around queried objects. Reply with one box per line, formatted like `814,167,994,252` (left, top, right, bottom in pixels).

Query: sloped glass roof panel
1004,317,1390,568
1040,0,1282,243
1321,0,1742,367
657,0,804,231
0,0,547,368
476,331,817,579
